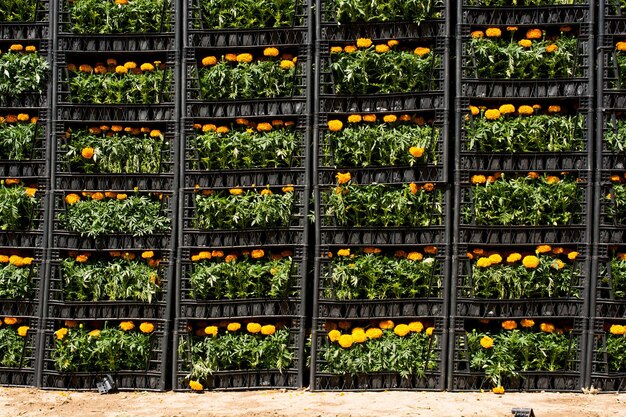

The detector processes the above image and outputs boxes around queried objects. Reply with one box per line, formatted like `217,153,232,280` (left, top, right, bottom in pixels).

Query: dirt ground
1,387,625,417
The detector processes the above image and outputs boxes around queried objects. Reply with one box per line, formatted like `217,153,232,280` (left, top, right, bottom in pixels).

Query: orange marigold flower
140,322,155,333
347,114,362,123
363,114,377,122
469,105,480,116
522,255,540,269
407,252,423,261
336,172,351,184
383,114,397,123
263,47,279,57
546,44,558,53
344,45,357,53
81,147,94,159
518,39,532,48
379,320,394,330
414,47,430,57
492,386,505,394
526,28,543,39
330,46,343,54
548,105,561,113
471,175,487,184
387,40,399,47
150,130,162,138
502,320,517,330
216,126,229,134
485,28,502,38
75,254,88,263
498,104,515,115
546,175,560,184
115,65,128,75
280,60,295,69
251,249,264,259
485,109,500,120
471,30,484,39
91,192,104,201
64,194,80,205
520,319,535,328
375,44,390,53
518,105,534,115
507,253,522,263
337,249,350,257
394,324,410,337
261,325,276,335
120,321,135,331
536,245,552,254
409,146,424,158
540,323,555,333
236,53,253,63
356,38,372,48
25,188,36,198
328,120,343,132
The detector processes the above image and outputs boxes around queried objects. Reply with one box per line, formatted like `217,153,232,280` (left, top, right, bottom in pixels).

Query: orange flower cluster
0,113,38,125
326,320,435,348
200,49,297,69
6,44,37,53
468,245,579,268
193,119,296,134
67,125,162,138
190,320,284,337
190,248,292,262
67,59,164,75
332,246,437,260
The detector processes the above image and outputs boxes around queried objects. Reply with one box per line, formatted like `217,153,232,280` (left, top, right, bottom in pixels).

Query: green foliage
466,328,577,387
466,0,580,5
67,0,171,33
324,122,438,167
605,333,626,372
196,0,298,29
180,328,293,380
325,251,440,299
325,0,441,23
0,184,39,231
52,325,151,372
61,257,161,302
189,254,294,300
198,59,298,99
605,118,626,153
64,128,167,174
0,0,38,22
606,256,626,299
0,51,48,97
325,183,443,227
194,190,294,229
466,111,584,152
469,35,579,79
68,67,172,104
0,326,26,367
61,195,171,237
331,47,439,94
466,174,583,226
0,263,36,299
194,125,300,170
0,121,41,160
607,184,626,224
321,330,438,378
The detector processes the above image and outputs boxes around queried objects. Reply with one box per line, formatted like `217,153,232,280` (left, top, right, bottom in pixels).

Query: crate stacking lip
319,226,447,247
0,317,39,387
311,317,445,391
319,19,446,42
589,317,626,393
0,108,48,177
461,4,590,26
458,226,588,246
184,170,306,189
187,25,310,48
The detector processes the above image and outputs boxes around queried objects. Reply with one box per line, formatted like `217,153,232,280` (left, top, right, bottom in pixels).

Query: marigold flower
364,328,382,340
328,120,343,132
383,114,397,123
89,329,101,338
502,320,517,330
476,257,492,268
328,329,341,342
471,175,487,184
149,129,162,138
336,172,351,184
424,246,437,254
204,326,218,336
123,61,137,69
224,53,237,62
120,321,135,331
507,253,522,263
518,105,534,115
409,146,424,158
280,60,295,69
16,324,30,336
540,323,555,333
547,105,562,114
609,324,625,335
227,322,241,332
138,63,154,72
485,27,502,38
330,46,343,54
426,327,435,336
526,28,543,39
409,183,419,194
16,113,29,123
471,30,484,39
517,319,534,328
64,193,80,205
546,44,558,53
64,320,78,328
488,254,502,264
407,252,423,261
387,39,399,47
201,124,216,132
498,104,515,115
567,251,579,260
215,126,229,134
522,255,539,269
263,47,279,57
337,249,350,257
414,47,430,57
236,53,253,63
211,250,224,258
25,187,36,198
139,322,154,333
375,44,390,53
536,245,552,254
67,64,77,72
480,336,494,349
189,380,203,391
115,0,128,4
407,322,423,333
617,42,626,52
75,254,88,263
256,122,272,132
484,109,500,120
347,114,362,123
518,39,532,48
4,317,17,325
507,26,518,32
55,328,68,340
344,45,357,53
80,147,95,159
356,38,372,48
225,254,237,263
115,65,128,75
394,324,410,337
362,114,377,123
338,334,354,348
9,44,23,52
247,323,261,334
379,320,394,330
546,175,560,184
551,259,565,270
492,386,505,394
251,249,264,259
228,187,244,196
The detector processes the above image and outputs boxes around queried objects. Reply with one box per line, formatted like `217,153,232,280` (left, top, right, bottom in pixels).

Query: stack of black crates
589,0,626,392
42,0,180,390
310,0,452,390
171,0,312,390
450,0,594,392
0,0,51,388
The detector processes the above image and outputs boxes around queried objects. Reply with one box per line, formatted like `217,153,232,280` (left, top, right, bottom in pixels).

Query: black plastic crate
454,244,588,318
55,120,176,178
183,170,306,190
459,225,588,245
56,105,175,122
46,249,172,320
600,110,626,172
320,92,446,114
450,317,584,391
0,178,47,234
589,317,626,392
41,319,169,391
173,317,304,390
0,249,44,319
0,317,39,387
0,40,50,108
594,245,626,317
603,0,626,18
0,0,50,40
460,2,591,26
0,108,48,177
319,227,447,247
183,116,308,173
177,246,305,319
599,174,626,231
57,0,176,51
187,27,310,49
311,317,445,391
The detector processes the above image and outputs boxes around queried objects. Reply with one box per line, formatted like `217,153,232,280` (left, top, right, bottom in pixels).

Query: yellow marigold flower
9,44,23,52
352,330,367,343
408,322,424,333
138,250,154,260
149,129,162,138
536,245,552,254
115,65,128,75
414,47,430,57
527,171,539,180
344,45,357,53
409,183,419,194
336,172,351,184
379,320,394,330
15,325,28,337
375,44,390,53
55,328,68,340
3,317,17,325
617,41,626,52
201,56,217,66
520,319,535,328
337,249,350,257
338,334,354,348
189,380,203,391
237,53,253,63
394,324,410,337
526,28,543,39
227,322,241,332
212,250,224,258
476,257,492,268
507,26,518,32
545,105,562,115
546,44,558,53
215,126,229,134
363,114,377,122
89,329,101,338
328,329,341,342
330,46,343,54
17,113,29,122
568,251,579,260
383,114,397,123
480,336,493,349
356,38,372,48
546,175,560,184
0,255,8,263
204,326,218,336
502,320,517,330
81,147,94,159
518,105,534,115
507,253,522,263
251,249,264,259
260,189,272,196
522,255,539,269
281,185,294,193
471,175,487,184
471,30,484,38
124,61,137,69
365,328,383,339
409,146,424,158
492,386,505,394
426,327,435,337
115,0,128,4
328,120,343,132
488,254,502,264
24,45,36,53
140,322,155,333
280,59,295,69
347,114,362,123
518,39,532,48
25,187,36,198
407,252,423,261
256,122,273,132
229,188,243,196
64,193,80,205
610,324,625,335
485,28,502,38
264,47,279,57
498,104,515,115
120,321,135,331
75,254,88,263
90,192,104,201
551,259,565,270
140,62,155,72
540,323,555,333
247,323,261,334
469,105,480,116
485,109,501,120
